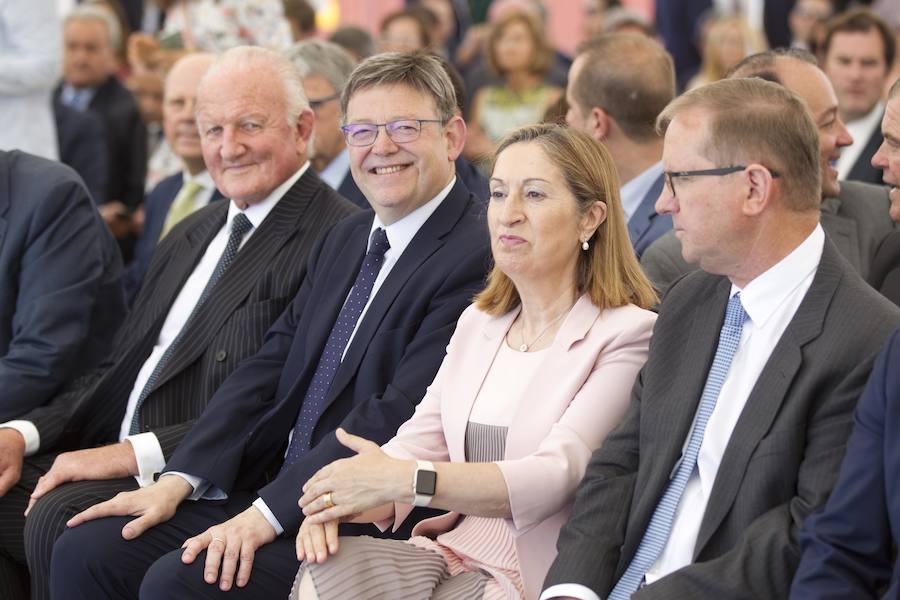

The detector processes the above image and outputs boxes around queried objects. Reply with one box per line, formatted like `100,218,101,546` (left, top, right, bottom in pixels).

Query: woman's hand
295,517,339,564
299,429,414,524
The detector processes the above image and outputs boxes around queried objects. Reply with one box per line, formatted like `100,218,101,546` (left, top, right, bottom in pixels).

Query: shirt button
215,350,227,362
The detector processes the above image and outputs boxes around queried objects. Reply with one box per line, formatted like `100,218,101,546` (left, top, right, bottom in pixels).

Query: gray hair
65,4,122,52
340,51,456,123
286,39,358,95
199,46,309,126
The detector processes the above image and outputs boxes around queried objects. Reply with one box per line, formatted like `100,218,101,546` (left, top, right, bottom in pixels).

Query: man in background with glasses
48,51,490,600
542,77,900,600
642,49,896,297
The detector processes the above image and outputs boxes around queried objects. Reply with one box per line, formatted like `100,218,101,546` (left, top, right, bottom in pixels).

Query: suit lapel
0,157,10,252
151,171,322,391
819,197,860,273
693,241,842,556
627,173,664,247
323,180,473,410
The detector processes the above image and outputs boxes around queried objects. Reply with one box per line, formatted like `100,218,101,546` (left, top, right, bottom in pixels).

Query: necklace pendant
519,343,528,352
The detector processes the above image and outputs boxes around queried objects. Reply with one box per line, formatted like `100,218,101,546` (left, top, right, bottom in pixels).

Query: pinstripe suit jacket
21,169,358,459
544,238,900,599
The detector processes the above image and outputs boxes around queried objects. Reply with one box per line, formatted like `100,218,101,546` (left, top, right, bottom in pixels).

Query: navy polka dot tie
128,213,253,435
281,227,391,466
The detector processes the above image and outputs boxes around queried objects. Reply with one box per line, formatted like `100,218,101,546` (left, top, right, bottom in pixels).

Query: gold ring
322,492,335,509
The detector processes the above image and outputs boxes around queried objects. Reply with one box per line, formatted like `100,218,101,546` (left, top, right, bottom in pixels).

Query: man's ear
590,106,611,142
445,114,467,161
294,108,316,153
742,163,775,216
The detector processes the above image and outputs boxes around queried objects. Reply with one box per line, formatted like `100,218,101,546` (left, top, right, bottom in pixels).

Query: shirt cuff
124,432,165,487
252,497,284,536
540,583,602,600
1,421,39,456
160,471,212,500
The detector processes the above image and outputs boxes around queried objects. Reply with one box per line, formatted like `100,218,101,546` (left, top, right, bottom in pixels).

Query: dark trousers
25,476,138,600
48,492,301,599
0,453,55,600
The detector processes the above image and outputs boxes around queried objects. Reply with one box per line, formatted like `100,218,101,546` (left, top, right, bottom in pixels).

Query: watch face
415,469,437,496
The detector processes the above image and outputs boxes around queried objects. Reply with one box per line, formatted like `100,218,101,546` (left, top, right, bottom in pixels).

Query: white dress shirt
0,0,61,159
318,148,351,192
541,225,825,600
836,102,884,181
619,161,663,223
1,164,309,488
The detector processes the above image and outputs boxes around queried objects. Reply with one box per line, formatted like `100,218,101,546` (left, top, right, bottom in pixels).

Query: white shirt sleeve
539,583,603,600
0,421,39,456
123,433,166,488
158,472,222,501
252,497,284,536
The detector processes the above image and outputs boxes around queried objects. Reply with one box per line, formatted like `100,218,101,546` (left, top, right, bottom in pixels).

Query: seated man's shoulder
4,151,87,207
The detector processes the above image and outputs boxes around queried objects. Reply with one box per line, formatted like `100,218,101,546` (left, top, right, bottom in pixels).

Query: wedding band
322,492,335,509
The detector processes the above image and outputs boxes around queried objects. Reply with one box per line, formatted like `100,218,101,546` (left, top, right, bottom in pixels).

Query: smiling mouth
371,165,409,175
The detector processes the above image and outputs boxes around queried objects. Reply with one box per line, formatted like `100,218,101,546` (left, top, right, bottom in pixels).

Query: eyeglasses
309,92,340,111
340,119,444,147
663,165,781,196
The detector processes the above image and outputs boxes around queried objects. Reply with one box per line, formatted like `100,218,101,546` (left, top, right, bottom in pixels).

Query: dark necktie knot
368,227,390,257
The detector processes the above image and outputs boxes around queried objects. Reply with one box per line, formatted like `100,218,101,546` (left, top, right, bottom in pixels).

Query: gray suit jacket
641,180,895,295
544,238,900,599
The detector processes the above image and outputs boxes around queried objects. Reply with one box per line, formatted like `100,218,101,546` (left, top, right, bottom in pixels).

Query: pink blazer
378,295,656,599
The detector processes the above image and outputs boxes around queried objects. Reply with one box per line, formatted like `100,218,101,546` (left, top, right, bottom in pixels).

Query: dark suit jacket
871,229,900,307
125,172,226,303
641,180,895,294
846,117,886,186
21,169,357,458
55,77,147,209
163,178,491,532
791,329,900,599
544,239,900,599
54,98,109,205
628,173,671,258
0,150,126,421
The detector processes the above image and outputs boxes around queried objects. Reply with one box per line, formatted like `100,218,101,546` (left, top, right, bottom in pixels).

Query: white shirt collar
319,148,351,191
730,224,825,329
620,161,663,222
368,176,456,253
226,161,310,230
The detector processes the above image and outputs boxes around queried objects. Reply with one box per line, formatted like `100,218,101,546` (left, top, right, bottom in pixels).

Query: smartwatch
412,460,437,507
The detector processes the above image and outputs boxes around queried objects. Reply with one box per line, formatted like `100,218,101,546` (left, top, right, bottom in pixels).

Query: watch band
412,460,436,507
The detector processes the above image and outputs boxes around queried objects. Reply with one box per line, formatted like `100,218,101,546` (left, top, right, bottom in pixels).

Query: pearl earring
581,240,589,251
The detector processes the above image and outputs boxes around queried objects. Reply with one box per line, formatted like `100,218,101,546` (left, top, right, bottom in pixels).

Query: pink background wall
335,0,655,57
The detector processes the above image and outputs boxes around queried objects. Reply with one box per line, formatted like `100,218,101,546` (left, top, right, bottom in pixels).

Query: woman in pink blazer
292,124,659,600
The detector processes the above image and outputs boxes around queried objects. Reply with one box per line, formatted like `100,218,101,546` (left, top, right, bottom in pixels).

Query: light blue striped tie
609,293,749,599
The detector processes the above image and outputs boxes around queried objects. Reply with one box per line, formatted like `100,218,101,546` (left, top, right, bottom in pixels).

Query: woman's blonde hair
475,123,658,315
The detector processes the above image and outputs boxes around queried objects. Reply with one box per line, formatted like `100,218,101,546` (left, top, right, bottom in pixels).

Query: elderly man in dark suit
641,49,896,295
541,78,900,600
49,50,490,600
126,52,225,303
565,33,675,258
56,4,147,246
0,46,358,600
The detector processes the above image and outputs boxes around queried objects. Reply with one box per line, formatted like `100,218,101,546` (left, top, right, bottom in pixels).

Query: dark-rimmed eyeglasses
340,119,444,147
309,92,340,111
663,165,781,196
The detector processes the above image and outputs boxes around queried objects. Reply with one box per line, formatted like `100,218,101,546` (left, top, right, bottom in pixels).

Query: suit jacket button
215,350,227,362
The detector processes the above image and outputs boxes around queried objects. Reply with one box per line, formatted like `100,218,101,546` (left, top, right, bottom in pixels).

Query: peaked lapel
150,170,323,392
322,179,473,412
693,241,842,556
627,173,665,248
